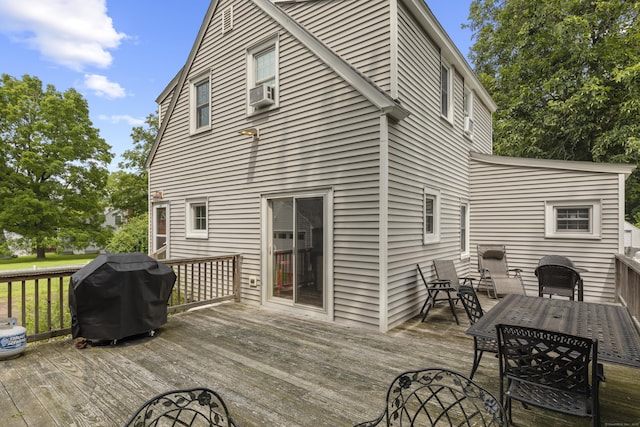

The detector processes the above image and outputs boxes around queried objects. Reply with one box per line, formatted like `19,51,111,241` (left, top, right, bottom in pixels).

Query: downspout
619,173,626,255
379,113,390,332
390,0,399,100
147,166,152,256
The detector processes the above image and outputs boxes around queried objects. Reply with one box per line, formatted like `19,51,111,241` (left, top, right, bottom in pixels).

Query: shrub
106,213,148,254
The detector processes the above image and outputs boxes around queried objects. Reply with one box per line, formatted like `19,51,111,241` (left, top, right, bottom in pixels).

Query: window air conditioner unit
249,84,275,108
464,116,474,134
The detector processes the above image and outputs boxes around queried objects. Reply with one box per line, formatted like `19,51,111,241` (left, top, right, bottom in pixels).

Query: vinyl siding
278,0,392,93
382,3,494,329
149,0,385,329
470,159,623,302
469,96,492,153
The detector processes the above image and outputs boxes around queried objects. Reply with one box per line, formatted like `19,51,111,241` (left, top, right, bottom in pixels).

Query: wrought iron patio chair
535,255,584,301
353,367,506,427
457,285,498,379
417,263,460,324
124,387,239,427
477,245,525,298
496,324,604,427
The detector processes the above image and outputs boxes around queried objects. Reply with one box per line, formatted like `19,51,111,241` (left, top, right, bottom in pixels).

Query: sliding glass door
268,195,324,309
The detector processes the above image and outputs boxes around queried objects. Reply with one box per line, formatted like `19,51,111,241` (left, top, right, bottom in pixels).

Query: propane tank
0,318,26,360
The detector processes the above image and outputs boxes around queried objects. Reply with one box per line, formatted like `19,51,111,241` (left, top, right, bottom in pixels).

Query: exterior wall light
239,127,259,141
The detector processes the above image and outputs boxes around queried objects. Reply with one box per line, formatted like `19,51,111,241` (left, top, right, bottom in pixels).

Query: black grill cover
69,253,176,340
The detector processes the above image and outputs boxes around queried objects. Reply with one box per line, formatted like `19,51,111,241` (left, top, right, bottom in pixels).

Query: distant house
625,221,640,256
2,209,124,257
147,0,635,331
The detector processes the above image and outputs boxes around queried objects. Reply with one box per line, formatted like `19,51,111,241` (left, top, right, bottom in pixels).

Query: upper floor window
186,198,208,238
463,88,474,136
255,47,276,87
247,36,279,114
190,74,211,133
423,188,441,244
545,200,601,239
440,62,453,122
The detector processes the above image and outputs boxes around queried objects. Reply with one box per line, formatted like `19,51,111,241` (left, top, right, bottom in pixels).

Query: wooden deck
1,297,639,426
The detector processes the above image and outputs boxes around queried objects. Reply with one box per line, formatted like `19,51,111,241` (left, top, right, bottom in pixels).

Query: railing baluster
197,262,202,301
47,277,52,332
7,281,12,318
59,277,64,328
216,261,220,297
1,255,240,342
21,280,26,329
34,278,40,334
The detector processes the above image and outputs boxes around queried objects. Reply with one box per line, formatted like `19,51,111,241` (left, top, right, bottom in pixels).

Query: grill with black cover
69,252,176,342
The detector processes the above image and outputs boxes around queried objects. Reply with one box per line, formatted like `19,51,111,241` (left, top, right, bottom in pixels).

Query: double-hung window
190,74,211,133
255,47,276,88
463,88,474,136
460,202,469,257
545,200,601,239
247,36,279,113
440,62,453,122
186,198,208,238
424,188,441,244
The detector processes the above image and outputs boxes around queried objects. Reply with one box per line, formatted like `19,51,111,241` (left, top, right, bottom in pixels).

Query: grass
0,254,99,335
0,253,100,271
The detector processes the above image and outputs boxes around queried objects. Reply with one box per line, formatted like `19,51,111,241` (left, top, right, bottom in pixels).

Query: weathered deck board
1,298,639,426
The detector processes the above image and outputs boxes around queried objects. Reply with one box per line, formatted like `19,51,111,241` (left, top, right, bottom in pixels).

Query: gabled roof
147,0,410,168
471,151,637,178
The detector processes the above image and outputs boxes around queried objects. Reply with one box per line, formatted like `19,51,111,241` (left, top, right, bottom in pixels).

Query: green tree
107,113,157,218
0,74,113,258
467,1,640,216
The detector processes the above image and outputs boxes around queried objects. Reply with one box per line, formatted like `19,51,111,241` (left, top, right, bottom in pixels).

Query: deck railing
615,254,640,323
0,255,240,343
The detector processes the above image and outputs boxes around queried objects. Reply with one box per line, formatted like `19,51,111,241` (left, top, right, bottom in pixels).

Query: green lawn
0,253,100,271
0,254,100,335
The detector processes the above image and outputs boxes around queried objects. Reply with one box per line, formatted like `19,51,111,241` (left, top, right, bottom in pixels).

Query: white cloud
83,74,126,99
0,0,127,71
98,114,144,126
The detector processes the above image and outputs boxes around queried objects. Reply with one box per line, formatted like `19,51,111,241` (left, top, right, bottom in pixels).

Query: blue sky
0,0,474,170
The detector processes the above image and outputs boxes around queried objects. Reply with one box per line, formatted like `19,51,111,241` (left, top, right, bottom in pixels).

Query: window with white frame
186,198,208,238
463,88,474,136
190,74,211,133
247,36,279,113
545,200,601,239
423,188,441,244
440,62,453,121
460,202,469,256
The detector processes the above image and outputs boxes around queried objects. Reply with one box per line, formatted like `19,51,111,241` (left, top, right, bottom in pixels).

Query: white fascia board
471,151,637,178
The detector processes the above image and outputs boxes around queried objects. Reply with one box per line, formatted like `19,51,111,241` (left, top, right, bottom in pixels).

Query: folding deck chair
477,244,525,298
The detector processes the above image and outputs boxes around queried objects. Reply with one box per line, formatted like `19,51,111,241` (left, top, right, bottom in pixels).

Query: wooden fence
0,255,240,343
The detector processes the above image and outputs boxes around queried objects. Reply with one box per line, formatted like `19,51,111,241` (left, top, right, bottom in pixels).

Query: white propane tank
0,318,26,360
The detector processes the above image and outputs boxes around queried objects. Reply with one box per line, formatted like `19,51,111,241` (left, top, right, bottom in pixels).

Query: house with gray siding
147,0,634,332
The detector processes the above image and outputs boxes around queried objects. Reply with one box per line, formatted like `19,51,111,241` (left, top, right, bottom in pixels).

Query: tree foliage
467,0,640,217
107,113,157,218
0,74,113,257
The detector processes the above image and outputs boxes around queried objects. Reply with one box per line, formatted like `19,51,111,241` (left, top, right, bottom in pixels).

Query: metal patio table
466,294,640,368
